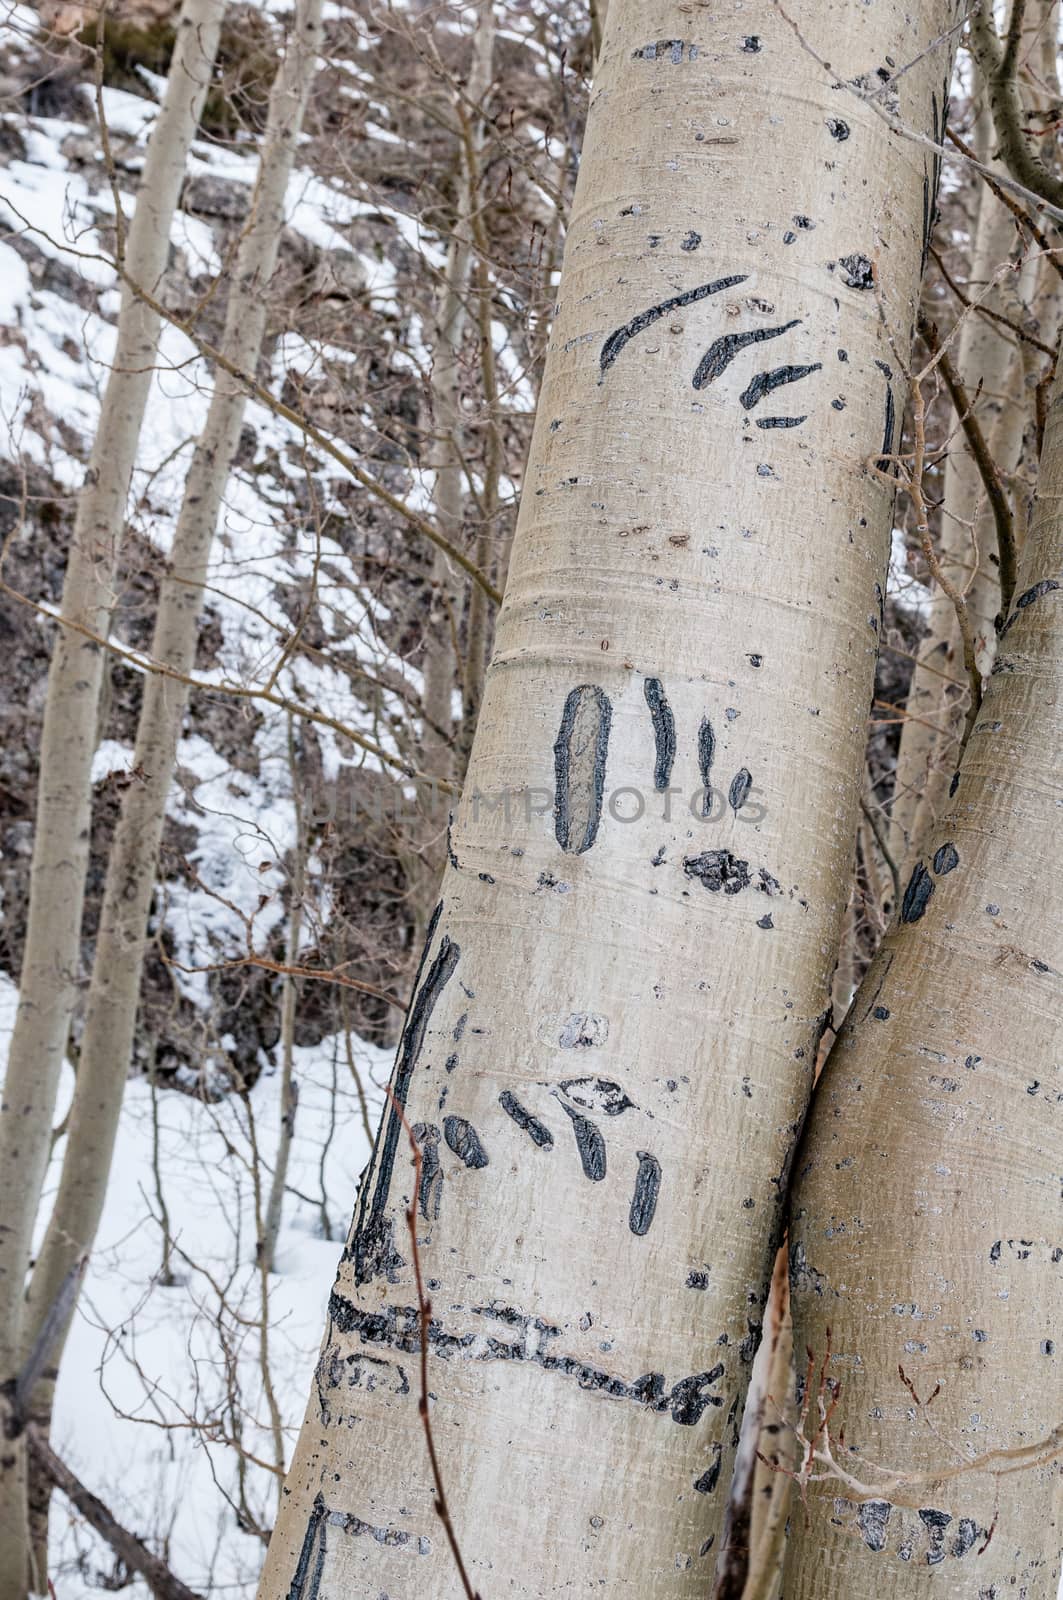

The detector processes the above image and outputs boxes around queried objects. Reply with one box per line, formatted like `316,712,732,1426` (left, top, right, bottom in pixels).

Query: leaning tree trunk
11,0,321,1582
257,3,956,1595
783,358,1063,1595
0,6,223,1594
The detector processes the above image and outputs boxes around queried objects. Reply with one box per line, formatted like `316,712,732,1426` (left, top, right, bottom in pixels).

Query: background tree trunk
0,6,224,1593
784,360,1063,1596
256,3,956,1595
10,0,321,1584
415,8,496,925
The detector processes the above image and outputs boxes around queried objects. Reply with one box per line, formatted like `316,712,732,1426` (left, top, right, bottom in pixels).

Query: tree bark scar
1000,577,1060,633
643,677,676,790
932,841,959,876
683,849,750,894
739,363,821,410
900,861,935,923
286,1493,327,1600
554,685,612,854
348,916,459,1284
562,1104,607,1180
728,768,752,813
630,1151,662,1235
286,1489,430,1595
443,1115,489,1169
599,275,748,381
755,414,806,428
876,381,896,473
693,1440,723,1493
326,1294,727,1424
413,1123,443,1218
499,1089,554,1148
857,1499,891,1552
693,321,801,389
632,38,697,64
698,716,716,815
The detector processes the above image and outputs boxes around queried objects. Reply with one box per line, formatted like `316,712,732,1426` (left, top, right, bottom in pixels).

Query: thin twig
0,197,502,606
26,1424,204,1600
930,243,1057,355
0,572,456,793
920,315,1018,618
386,1087,483,1600
946,127,1063,284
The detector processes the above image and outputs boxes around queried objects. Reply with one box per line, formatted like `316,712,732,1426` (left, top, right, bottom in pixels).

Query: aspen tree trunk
416,11,496,915
258,4,956,1595
10,4,321,1581
783,361,1063,1596
261,720,308,1276
0,7,223,1593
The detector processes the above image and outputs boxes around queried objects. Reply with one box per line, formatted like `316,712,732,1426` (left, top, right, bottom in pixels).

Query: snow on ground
4,973,390,1598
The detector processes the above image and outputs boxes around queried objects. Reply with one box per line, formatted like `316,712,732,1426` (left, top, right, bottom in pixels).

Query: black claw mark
554,685,612,855
739,363,821,410
729,768,752,812
328,1294,726,1427
288,1494,328,1600
876,382,896,472
1000,578,1060,633
443,1115,489,1169
693,320,801,389
563,1105,607,1181
755,415,806,429
349,910,458,1284
698,716,716,816
599,276,747,380
630,1151,662,1235
932,841,959,876
413,1123,444,1219
693,1441,724,1494
644,678,677,790
499,1089,554,1149
901,861,935,923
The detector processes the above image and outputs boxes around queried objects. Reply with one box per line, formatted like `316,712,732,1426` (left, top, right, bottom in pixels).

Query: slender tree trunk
261,718,307,1277
416,10,496,916
784,359,1063,1596
0,6,224,1593
257,5,956,1595
10,2,321,1585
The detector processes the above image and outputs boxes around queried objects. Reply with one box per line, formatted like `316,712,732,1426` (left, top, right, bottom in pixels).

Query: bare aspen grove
0,0,1062,1596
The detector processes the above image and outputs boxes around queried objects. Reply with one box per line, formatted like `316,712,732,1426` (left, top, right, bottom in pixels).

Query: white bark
784,358,1063,1599
0,7,224,1593
19,0,322,1372
257,3,956,1595
261,719,308,1277
416,10,496,914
